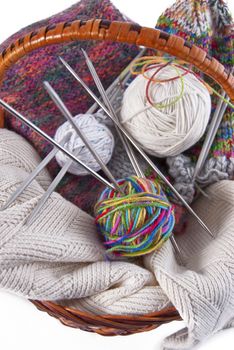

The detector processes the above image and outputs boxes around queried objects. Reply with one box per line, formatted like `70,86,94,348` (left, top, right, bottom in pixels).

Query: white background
0,1,234,350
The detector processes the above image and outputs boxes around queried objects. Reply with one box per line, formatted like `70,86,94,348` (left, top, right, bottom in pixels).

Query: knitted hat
0,0,139,214
156,0,213,49
156,0,234,203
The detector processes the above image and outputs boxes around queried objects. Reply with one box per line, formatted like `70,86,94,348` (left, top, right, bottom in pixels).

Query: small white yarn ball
54,114,114,176
120,65,211,157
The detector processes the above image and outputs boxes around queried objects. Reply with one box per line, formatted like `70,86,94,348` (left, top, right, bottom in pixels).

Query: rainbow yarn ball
94,176,175,257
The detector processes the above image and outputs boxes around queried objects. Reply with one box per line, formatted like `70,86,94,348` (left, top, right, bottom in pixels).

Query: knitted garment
2,128,234,349
0,128,168,310
156,0,234,204
0,0,139,214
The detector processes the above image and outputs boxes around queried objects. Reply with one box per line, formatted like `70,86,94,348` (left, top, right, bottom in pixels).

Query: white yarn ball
120,65,211,157
54,114,114,176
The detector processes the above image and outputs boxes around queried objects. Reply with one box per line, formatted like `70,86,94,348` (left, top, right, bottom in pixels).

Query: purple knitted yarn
0,0,139,214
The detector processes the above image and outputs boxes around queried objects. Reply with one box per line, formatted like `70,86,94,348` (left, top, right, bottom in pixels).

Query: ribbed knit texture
156,0,234,203
1,128,234,349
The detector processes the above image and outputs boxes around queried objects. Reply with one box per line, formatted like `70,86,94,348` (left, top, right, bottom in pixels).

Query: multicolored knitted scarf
0,0,139,214
156,0,234,203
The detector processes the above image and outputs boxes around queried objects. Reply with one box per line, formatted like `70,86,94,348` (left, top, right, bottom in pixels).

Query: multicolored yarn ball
94,176,175,257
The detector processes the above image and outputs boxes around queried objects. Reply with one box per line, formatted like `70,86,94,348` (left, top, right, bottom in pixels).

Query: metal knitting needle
59,56,214,239
87,47,146,115
192,92,230,181
82,49,183,263
81,49,144,177
43,81,123,193
26,147,82,225
0,98,116,192
0,146,58,211
192,67,234,181
82,48,147,176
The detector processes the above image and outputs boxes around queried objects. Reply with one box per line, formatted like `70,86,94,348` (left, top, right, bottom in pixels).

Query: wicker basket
0,19,233,336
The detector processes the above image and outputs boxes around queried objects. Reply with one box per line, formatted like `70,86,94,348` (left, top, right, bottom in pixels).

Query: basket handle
0,19,233,127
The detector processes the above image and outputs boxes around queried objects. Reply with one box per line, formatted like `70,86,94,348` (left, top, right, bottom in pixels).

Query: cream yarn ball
54,113,114,176
120,65,211,157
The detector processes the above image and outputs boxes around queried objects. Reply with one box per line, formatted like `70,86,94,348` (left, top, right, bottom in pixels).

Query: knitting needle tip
81,48,88,59
198,218,214,238
170,235,184,265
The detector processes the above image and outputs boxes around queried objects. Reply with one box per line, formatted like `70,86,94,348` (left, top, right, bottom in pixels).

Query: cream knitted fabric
1,128,234,349
145,180,234,349
0,129,168,311
0,129,52,190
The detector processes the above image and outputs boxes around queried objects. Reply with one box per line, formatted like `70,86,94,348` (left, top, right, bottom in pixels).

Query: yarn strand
120,63,211,157
95,176,175,257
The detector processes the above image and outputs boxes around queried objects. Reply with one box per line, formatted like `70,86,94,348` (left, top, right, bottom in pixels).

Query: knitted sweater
1,128,234,350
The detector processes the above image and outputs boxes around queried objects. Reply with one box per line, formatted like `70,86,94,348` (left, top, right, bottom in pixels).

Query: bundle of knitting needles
0,49,230,263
